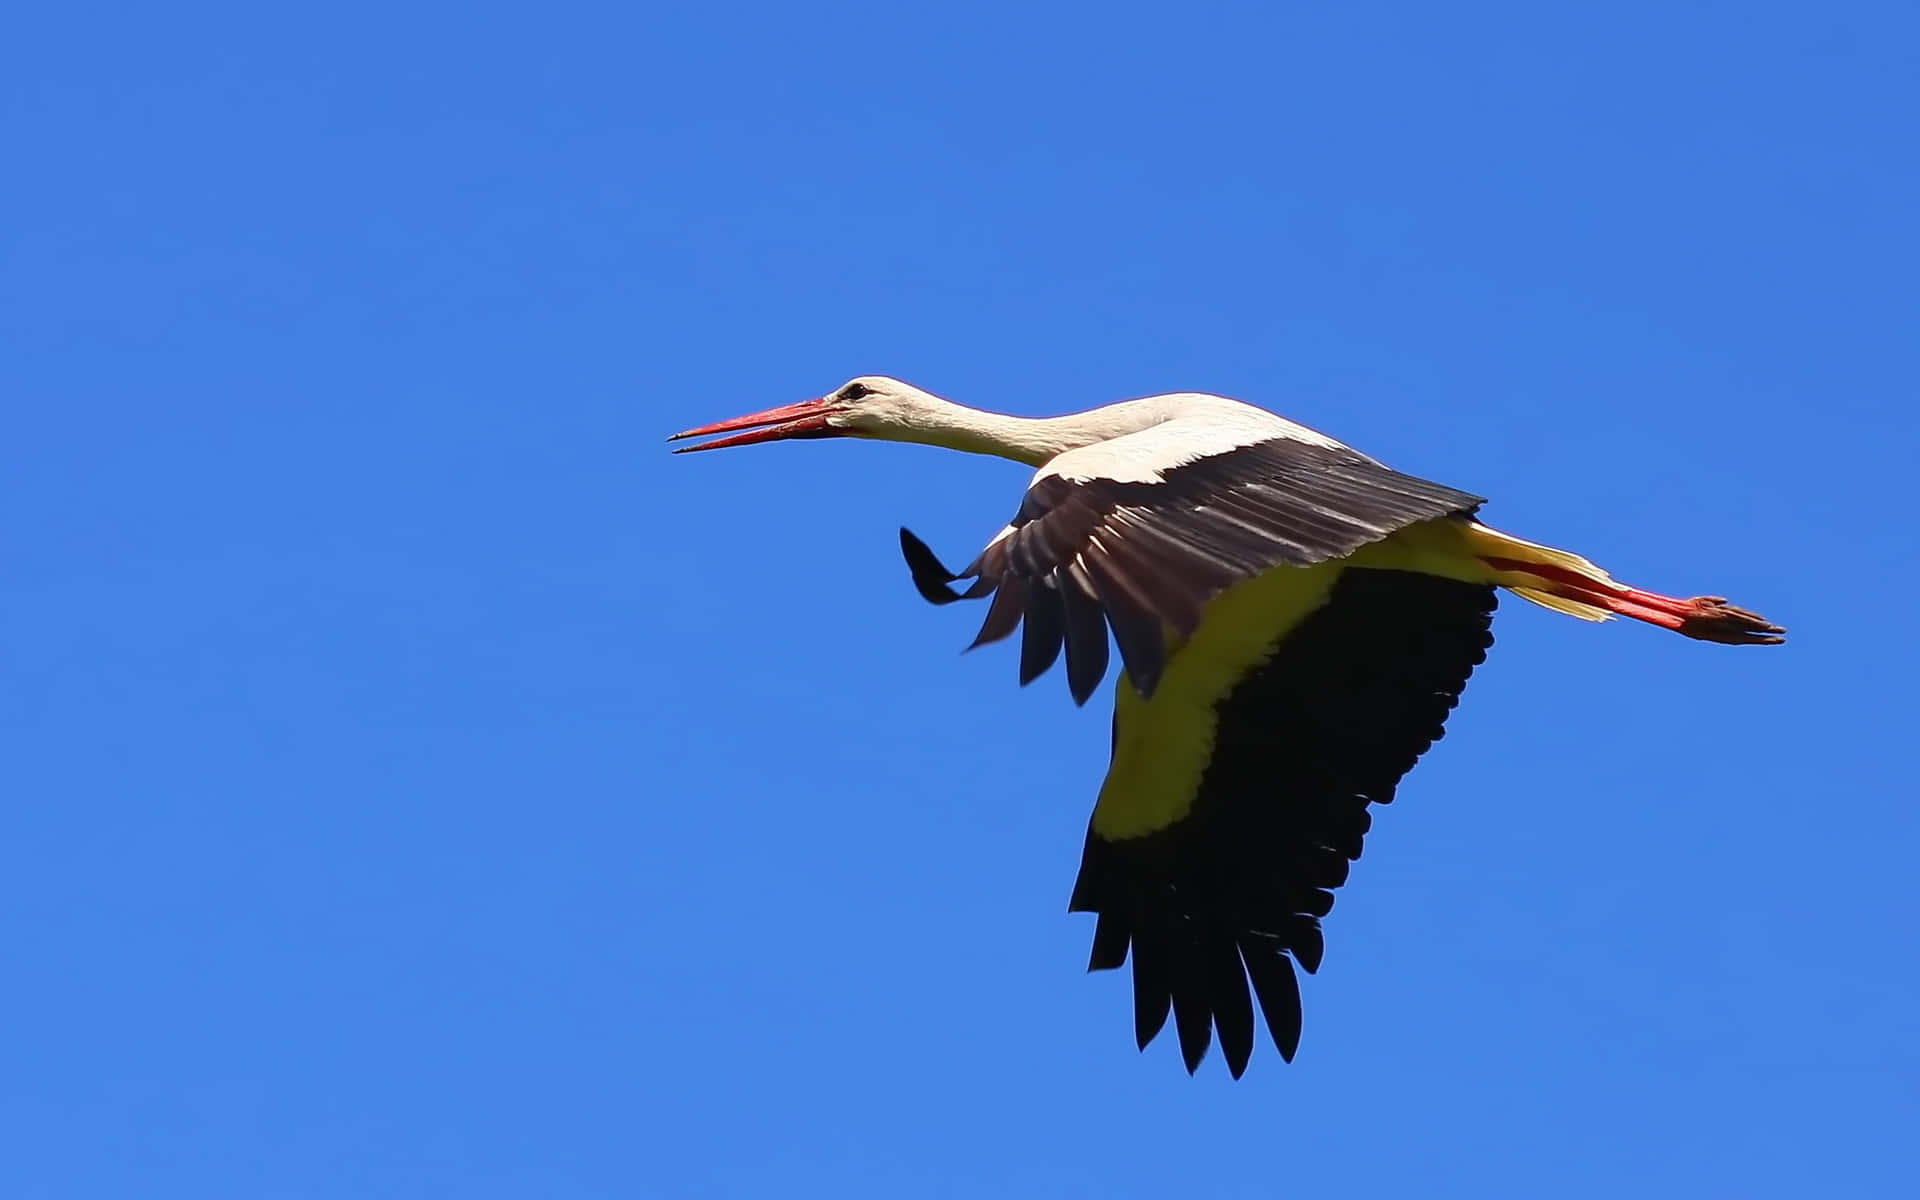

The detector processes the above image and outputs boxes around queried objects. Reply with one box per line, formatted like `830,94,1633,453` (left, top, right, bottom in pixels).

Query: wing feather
901,435,1482,702
1059,562,1111,705
1018,583,1065,685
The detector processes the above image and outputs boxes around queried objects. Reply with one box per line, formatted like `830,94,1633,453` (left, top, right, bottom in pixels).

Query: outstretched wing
1072,568,1498,1076
902,427,1484,702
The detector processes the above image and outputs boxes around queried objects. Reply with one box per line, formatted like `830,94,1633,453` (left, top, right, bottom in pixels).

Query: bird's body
670,376,1783,1077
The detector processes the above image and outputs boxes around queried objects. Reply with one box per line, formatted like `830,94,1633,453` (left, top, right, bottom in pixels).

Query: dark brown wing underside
1068,568,1499,1077
901,438,1484,703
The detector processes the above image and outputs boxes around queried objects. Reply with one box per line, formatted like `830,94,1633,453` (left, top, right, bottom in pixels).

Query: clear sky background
5,2,1916,1196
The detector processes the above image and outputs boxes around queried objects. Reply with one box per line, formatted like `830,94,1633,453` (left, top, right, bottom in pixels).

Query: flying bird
668,376,1784,1077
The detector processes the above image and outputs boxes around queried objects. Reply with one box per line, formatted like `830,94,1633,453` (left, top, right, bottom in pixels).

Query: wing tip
900,526,991,607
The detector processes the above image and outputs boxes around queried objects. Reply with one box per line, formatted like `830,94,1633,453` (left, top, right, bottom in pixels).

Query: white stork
668,376,1784,1078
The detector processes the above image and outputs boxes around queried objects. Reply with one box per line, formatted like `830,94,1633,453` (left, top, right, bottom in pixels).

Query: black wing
902,437,1484,702
1072,569,1499,1076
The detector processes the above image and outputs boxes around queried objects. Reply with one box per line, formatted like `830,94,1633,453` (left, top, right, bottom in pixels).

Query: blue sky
5,1,1916,1195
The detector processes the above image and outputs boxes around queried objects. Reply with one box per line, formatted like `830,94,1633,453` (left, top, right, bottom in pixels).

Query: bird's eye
841,383,871,401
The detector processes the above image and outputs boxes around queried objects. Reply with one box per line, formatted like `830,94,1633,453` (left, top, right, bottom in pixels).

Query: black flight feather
1019,583,1065,686
1087,909,1130,972
1130,937,1172,1051
1058,568,1109,706
1212,941,1257,1079
898,527,970,605
1242,942,1304,1062
1170,950,1215,1073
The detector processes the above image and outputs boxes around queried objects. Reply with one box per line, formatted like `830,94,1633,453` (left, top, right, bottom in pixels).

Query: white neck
882,397,1173,467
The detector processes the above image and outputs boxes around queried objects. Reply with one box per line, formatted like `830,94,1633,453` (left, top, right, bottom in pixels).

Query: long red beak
667,398,844,453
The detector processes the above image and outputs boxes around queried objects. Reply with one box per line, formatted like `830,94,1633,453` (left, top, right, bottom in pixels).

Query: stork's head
668,375,941,453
